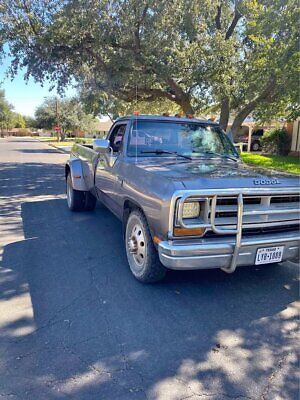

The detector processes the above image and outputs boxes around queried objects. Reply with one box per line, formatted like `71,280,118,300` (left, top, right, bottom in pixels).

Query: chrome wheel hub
128,223,146,267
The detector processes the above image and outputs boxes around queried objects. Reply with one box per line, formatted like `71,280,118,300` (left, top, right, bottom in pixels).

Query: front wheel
125,210,166,283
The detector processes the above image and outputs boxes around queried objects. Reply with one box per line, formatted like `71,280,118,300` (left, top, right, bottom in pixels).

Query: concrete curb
48,144,71,154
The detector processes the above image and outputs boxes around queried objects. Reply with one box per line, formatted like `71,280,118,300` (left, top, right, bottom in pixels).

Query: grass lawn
38,137,57,142
39,137,93,146
241,153,300,175
48,141,76,147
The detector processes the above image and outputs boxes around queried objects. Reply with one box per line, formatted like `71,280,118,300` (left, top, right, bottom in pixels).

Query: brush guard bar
172,188,300,273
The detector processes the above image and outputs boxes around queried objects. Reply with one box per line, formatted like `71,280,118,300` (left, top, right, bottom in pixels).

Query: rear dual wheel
66,174,96,211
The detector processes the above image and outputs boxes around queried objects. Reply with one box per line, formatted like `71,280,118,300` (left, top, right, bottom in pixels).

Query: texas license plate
255,246,284,265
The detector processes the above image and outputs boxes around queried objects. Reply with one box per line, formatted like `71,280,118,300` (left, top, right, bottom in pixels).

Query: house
72,118,113,138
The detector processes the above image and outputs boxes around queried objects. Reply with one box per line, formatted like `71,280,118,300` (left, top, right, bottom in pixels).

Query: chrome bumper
158,231,300,271
169,187,299,273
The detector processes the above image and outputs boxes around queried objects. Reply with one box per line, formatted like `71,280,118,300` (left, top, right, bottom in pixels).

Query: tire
125,210,166,283
84,191,97,211
251,141,260,152
66,174,85,211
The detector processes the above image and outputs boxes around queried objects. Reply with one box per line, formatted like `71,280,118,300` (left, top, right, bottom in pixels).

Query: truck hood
133,158,299,189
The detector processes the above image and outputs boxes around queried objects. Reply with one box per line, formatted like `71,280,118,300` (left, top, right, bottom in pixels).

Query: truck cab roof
115,114,219,126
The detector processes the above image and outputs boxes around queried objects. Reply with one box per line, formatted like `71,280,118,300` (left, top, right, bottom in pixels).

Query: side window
109,124,127,153
254,129,264,137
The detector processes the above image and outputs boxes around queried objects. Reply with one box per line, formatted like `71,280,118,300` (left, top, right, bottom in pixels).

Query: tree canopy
0,89,26,130
35,96,99,139
0,89,13,131
0,0,299,133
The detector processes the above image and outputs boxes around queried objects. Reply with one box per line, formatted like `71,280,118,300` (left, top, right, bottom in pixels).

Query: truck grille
209,194,300,231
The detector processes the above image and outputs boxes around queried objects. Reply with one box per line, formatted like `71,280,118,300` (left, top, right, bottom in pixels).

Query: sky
0,51,76,117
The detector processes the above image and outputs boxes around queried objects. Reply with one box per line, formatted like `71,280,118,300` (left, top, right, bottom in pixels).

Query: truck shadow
15,148,60,154
0,197,298,399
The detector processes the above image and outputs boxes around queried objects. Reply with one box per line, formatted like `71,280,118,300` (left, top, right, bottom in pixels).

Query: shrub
75,138,86,144
261,128,291,156
13,128,30,137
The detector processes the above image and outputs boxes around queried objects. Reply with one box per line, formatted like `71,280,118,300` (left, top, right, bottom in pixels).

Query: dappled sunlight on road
150,301,299,399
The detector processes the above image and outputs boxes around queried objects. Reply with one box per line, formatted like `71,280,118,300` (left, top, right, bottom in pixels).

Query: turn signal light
174,227,206,237
153,236,161,244
133,111,139,116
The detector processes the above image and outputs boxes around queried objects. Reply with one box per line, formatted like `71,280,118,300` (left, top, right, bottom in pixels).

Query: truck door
95,123,127,217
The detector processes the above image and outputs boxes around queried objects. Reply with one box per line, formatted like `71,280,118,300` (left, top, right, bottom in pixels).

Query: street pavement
0,137,299,400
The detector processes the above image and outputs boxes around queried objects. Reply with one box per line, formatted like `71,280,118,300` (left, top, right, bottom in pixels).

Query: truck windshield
127,121,238,158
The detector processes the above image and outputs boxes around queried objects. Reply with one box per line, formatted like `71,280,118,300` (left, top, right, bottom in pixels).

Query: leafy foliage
23,115,37,128
11,112,25,128
260,128,291,156
0,89,13,130
0,0,299,131
35,97,99,139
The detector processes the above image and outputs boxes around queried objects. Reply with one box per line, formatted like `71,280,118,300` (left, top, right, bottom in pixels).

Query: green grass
39,137,93,146
48,141,76,147
241,153,300,175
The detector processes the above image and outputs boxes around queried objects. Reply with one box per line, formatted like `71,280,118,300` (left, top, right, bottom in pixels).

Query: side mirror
93,139,110,153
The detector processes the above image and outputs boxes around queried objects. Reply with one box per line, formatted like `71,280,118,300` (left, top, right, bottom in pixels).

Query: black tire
125,210,166,283
84,191,97,211
251,141,260,152
66,174,85,211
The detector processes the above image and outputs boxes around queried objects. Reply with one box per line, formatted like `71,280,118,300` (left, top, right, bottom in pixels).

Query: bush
261,128,291,156
12,128,30,137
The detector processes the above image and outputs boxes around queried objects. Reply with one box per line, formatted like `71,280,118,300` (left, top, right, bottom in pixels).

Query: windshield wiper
141,150,192,160
193,151,238,162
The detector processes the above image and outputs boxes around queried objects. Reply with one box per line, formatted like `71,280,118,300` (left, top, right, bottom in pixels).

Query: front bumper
158,231,300,271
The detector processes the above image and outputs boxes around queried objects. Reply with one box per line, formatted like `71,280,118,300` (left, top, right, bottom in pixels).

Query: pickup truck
65,115,299,283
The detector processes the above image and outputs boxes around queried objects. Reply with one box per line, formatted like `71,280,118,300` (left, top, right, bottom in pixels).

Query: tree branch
231,76,277,133
225,5,242,40
215,4,222,30
21,0,39,36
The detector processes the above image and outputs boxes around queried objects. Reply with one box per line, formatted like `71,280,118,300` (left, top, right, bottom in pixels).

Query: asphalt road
0,137,299,400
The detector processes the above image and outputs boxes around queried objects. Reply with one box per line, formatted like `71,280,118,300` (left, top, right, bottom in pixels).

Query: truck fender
65,159,88,191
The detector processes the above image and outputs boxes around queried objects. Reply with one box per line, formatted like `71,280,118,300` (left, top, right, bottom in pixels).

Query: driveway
0,137,299,400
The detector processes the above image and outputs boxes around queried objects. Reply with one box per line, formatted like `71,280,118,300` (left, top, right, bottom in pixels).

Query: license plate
255,246,284,265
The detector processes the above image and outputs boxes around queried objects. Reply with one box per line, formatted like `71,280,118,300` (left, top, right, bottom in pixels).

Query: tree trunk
231,107,252,137
219,97,230,130
231,76,277,137
179,97,194,115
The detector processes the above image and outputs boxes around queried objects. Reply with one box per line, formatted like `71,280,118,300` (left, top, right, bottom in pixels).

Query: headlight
182,201,200,219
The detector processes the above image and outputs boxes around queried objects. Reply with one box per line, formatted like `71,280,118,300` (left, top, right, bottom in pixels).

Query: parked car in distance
65,115,299,283
238,129,264,151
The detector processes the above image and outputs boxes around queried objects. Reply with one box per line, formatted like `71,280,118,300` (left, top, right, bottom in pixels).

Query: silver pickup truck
65,115,299,282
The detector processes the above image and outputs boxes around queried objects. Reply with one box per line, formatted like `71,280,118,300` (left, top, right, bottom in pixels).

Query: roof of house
95,119,113,132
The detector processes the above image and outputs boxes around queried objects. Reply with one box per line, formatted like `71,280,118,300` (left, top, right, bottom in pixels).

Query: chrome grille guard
169,187,300,273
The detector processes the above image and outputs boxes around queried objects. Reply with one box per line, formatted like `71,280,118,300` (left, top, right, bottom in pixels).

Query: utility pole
55,97,60,141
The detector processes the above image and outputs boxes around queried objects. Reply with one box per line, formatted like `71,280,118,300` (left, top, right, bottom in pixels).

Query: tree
23,115,37,129
11,112,25,128
0,89,14,133
80,89,181,120
0,0,298,135
35,97,99,140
